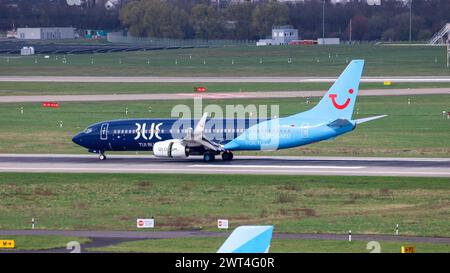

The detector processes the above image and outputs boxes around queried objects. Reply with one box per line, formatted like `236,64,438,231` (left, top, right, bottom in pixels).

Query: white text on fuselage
134,123,163,140
138,142,153,148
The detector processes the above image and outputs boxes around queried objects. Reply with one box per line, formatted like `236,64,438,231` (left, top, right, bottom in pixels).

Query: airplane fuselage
72,117,355,154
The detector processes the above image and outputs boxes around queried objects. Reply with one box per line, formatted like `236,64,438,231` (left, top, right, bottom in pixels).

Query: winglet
194,112,208,135
185,112,208,141
217,226,274,253
355,115,387,124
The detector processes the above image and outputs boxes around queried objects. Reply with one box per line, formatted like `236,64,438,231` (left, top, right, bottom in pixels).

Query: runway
0,154,449,177
1,76,450,83
0,88,448,103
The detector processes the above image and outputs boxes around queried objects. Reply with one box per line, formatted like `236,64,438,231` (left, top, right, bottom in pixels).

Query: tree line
1,0,449,42
0,0,120,31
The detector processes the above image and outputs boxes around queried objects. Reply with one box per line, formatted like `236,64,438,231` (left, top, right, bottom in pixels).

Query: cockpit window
84,127,93,134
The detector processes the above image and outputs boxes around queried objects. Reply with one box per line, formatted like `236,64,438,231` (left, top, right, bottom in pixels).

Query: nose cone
72,133,83,146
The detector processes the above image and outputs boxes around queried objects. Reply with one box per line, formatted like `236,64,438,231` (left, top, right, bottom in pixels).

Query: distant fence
107,32,255,47
0,39,169,54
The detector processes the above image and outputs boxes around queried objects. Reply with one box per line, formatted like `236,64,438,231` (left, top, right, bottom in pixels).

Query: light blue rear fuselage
223,110,356,151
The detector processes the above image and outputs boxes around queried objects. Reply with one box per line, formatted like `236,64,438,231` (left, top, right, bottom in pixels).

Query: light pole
349,18,352,43
447,43,449,69
409,0,413,43
322,0,325,40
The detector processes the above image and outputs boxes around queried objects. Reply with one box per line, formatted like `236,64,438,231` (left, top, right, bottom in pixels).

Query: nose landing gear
89,149,107,160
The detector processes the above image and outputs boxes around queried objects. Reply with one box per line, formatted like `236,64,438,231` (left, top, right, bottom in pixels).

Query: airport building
17,27,76,40
257,25,299,46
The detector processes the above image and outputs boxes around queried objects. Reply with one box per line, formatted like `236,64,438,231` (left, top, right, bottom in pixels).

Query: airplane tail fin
308,60,365,120
217,226,273,253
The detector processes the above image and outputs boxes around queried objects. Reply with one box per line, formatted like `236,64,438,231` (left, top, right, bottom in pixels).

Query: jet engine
153,140,189,158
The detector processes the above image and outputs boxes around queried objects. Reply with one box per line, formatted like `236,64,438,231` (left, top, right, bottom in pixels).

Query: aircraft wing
183,137,224,151
197,138,224,151
181,113,224,152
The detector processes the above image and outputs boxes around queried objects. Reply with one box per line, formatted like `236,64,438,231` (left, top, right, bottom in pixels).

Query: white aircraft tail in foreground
217,226,274,253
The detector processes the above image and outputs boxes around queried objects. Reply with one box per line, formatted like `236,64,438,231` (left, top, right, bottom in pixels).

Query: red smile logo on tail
329,88,354,110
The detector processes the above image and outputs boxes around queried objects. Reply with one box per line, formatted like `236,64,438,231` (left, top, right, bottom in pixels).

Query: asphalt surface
0,154,448,177
1,229,450,253
0,88,449,103
1,76,450,83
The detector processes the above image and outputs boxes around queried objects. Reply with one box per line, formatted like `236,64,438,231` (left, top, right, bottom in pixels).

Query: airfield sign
0,240,15,249
401,246,416,253
136,218,154,228
218,219,229,229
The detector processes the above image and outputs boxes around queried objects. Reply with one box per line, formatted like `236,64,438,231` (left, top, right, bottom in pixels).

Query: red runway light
194,87,207,92
42,102,60,108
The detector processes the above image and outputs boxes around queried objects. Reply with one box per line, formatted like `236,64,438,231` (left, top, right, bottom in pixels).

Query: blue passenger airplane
72,60,386,162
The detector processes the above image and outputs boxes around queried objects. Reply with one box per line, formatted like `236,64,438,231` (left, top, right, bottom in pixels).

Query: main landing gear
203,151,233,162
221,151,234,161
203,152,215,162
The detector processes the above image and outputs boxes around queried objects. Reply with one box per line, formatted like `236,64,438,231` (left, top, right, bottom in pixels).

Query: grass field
0,82,449,96
88,237,450,253
1,173,449,237
0,95,448,157
1,45,449,76
0,235,89,251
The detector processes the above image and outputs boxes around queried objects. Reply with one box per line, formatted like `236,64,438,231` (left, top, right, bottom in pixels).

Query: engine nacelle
153,140,189,158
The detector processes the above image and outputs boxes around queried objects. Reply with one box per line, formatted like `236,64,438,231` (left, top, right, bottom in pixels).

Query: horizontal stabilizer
217,226,274,253
327,118,353,129
355,115,387,124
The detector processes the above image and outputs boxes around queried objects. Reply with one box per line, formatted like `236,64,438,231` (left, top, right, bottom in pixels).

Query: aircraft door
100,123,109,140
301,123,309,138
